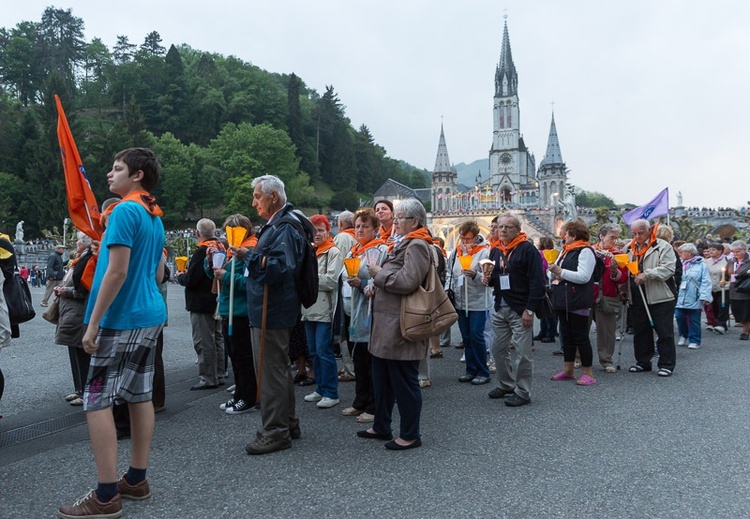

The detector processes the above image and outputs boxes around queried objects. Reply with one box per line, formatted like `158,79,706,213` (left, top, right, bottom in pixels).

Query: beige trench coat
369,238,431,361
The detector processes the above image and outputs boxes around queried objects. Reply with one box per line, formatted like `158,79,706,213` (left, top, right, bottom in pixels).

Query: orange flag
55,94,103,241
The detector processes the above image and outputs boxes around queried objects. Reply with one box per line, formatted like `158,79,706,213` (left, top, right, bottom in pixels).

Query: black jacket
47,251,64,280
177,240,217,314
488,241,546,316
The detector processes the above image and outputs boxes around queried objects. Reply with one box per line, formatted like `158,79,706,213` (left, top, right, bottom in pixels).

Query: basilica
431,18,569,214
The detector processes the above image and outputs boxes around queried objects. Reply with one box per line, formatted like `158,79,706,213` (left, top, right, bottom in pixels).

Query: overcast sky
5,1,750,208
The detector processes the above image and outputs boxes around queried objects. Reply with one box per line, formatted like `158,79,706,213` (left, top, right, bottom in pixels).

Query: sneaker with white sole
219,398,236,411
688,343,700,349
226,384,236,393
706,325,715,332
714,326,726,335
460,354,465,362
226,399,254,415
677,337,687,346
304,391,322,402
316,397,340,408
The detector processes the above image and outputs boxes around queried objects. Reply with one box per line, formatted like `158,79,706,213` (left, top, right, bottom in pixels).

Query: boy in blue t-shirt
59,148,166,519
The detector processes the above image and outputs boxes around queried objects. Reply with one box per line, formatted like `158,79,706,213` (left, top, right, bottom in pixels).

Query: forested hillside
0,7,428,237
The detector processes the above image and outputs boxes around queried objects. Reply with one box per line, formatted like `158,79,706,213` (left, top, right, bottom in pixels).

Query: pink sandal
576,375,597,386
550,371,576,381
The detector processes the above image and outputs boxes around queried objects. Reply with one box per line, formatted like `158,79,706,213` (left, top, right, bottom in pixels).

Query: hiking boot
245,435,292,455
58,490,122,518
117,474,150,500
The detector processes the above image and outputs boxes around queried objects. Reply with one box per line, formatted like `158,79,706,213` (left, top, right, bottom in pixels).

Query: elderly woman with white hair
358,198,433,450
726,241,750,341
54,232,96,405
674,243,712,349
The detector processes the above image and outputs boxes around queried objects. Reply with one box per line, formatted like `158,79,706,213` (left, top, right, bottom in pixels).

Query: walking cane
256,258,268,406
616,302,627,371
637,284,654,327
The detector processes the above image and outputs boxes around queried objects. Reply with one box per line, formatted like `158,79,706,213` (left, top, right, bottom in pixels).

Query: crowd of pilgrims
14,197,750,452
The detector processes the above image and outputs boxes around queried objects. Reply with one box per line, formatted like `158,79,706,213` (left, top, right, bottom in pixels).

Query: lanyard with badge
497,249,515,290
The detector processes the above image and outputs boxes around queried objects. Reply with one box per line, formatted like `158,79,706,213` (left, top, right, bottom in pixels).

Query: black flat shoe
298,377,316,386
458,374,475,383
190,383,219,391
356,429,393,440
385,438,422,450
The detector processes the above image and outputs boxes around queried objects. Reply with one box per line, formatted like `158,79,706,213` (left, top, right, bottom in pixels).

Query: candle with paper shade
175,256,188,272
614,254,629,267
479,258,496,278
343,257,361,277
721,266,726,307
364,248,381,267
626,261,639,276
542,249,559,264
225,225,247,337
458,254,474,317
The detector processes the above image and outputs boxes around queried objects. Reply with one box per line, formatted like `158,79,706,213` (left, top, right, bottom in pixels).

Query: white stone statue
562,187,577,222
14,221,24,242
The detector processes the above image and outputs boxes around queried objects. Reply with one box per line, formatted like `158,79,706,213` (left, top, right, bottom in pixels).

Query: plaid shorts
83,324,164,411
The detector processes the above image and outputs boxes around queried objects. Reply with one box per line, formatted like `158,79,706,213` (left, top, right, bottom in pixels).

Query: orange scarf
458,243,488,257
630,222,659,258
379,225,393,242
351,237,386,257
227,236,257,258
340,228,356,238
197,239,217,249
80,252,96,291
495,232,528,255
387,227,433,253
561,240,591,254
101,189,163,219
489,237,500,249
315,236,336,257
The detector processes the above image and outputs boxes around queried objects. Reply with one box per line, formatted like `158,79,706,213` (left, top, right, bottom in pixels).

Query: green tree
141,31,166,57
0,22,42,106
113,35,136,64
36,7,86,96
151,132,194,225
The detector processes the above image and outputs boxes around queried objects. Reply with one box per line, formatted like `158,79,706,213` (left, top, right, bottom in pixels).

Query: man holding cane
232,175,309,455
624,219,677,377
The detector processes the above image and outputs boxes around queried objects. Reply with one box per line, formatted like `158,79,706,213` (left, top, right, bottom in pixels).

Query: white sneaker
304,391,322,402
714,326,726,335
688,343,700,349
316,397,340,408
460,354,466,362
226,384,236,393
677,337,687,346
706,325,715,332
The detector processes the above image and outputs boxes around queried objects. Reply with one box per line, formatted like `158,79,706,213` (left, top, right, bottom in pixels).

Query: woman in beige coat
357,199,432,450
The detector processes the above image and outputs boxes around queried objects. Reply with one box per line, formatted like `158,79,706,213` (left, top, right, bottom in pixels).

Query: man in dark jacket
41,244,65,306
233,175,307,455
177,219,224,390
483,215,545,407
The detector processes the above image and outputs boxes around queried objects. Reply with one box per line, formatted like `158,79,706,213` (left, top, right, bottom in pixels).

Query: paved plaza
2,285,750,518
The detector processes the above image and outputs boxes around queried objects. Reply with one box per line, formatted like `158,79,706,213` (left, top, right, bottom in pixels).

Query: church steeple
433,123,452,173
495,18,518,97
540,112,564,166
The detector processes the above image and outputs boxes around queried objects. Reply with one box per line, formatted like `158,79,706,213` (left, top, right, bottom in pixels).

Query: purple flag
622,188,669,226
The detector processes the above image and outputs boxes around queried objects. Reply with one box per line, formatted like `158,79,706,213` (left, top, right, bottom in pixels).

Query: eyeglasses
460,234,476,242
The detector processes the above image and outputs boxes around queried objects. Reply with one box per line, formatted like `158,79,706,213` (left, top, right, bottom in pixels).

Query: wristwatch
525,309,534,316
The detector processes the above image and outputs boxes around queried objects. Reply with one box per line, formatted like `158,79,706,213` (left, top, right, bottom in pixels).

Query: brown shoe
58,490,122,518
117,474,151,500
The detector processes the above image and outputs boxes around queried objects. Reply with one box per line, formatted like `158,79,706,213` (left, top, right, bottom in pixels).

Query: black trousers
68,346,91,394
223,317,257,405
631,297,676,371
710,291,730,329
557,310,593,366
350,342,374,414
372,356,421,441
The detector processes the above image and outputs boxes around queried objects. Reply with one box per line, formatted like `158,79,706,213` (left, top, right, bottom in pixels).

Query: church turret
537,112,568,207
495,19,518,97
431,123,457,213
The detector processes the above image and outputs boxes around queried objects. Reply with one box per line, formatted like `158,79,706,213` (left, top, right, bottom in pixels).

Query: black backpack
277,210,319,309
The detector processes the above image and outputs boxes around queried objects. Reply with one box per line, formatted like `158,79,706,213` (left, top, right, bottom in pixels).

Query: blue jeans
457,310,489,377
304,321,338,399
675,308,702,345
